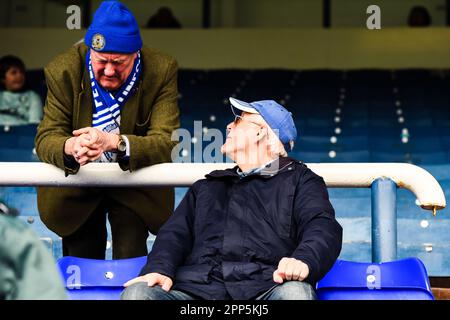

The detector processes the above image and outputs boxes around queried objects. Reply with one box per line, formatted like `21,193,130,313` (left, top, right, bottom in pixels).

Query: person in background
408,6,431,27
0,204,67,300
0,55,43,126
147,7,182,29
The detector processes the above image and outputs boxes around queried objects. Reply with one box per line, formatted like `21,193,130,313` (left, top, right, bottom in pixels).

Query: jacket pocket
222,262,262,282
275,194,295,239
175,264,212,284
134,116,151,136
134,94,153,135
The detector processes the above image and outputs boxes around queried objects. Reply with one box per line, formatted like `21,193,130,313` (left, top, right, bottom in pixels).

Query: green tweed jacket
35,43,180,236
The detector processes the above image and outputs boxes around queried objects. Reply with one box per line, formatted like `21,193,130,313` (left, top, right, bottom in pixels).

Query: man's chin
220,144,230,155
99,80,120,91
220,145,236,161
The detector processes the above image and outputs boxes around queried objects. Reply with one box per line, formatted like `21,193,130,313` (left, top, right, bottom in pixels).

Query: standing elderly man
122,98,342,300
35,1,179,259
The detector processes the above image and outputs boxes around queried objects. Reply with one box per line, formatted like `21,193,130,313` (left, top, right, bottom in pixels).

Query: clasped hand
64,127,119,165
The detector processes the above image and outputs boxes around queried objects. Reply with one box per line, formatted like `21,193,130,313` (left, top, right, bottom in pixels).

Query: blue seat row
55,256,433,300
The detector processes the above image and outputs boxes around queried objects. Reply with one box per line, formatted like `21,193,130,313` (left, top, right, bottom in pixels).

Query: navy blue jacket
140,157,343,300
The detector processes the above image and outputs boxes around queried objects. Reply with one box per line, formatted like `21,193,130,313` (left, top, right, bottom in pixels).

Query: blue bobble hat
85,1,142,53
229,97,298,152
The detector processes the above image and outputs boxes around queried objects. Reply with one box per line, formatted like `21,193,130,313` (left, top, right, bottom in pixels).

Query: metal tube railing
0,162,445,209
0,162,446,262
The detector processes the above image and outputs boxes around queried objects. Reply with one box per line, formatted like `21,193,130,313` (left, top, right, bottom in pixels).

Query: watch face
118,139,127,152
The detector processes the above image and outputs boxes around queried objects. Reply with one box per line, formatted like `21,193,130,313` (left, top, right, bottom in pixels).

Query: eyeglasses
233,114,262,127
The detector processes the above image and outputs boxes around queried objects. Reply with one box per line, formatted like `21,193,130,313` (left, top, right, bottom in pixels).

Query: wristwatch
116,135,127,153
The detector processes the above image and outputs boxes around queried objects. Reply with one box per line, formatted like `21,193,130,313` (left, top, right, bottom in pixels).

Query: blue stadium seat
316,258,434,300
297,135,369,152
412,151,449,164
0,148,38,162
332,150,370,162
57,256,147,300
423,164,450,180
406,117,433,127
26,70,47,101
0,133,18,148
369,138,408,152
306,117,335,127
440,136,450,150
3,191,38,216
17,135,36,149
12,124,39,135
371,151,409,163
330,197,370,217
408,138,444,153
299,127,334,136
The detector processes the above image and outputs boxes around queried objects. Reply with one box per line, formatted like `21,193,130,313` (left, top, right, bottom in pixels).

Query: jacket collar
205,157,298,180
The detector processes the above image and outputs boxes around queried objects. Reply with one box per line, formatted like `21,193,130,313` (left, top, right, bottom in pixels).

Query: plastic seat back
57,256,147,300
316,258,434,300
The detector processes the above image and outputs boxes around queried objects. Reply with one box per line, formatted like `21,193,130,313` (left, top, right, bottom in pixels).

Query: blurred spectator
0,200,18,217
0,55,43,126
0,207,67,300
408,6,431,27
146,7,181,29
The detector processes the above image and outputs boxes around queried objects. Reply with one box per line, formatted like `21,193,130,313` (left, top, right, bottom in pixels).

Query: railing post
371,177,397,263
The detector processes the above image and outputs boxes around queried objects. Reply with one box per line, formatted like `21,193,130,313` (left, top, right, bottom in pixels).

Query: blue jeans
121,281,316,300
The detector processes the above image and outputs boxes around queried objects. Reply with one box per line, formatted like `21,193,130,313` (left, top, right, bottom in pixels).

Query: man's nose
103,63,116,77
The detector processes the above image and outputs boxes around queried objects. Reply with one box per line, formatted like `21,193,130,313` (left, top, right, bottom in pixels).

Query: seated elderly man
121,98,343,300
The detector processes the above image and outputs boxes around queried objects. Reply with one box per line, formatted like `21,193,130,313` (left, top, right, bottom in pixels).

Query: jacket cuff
117,155,130,171
290,253,317,285
140,264,175,280
62,151,80,177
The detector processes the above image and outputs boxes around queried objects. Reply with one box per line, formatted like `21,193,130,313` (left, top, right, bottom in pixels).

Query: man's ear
256,127,267,141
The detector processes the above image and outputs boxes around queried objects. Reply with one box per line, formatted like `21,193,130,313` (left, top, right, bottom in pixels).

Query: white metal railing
0,162,446,212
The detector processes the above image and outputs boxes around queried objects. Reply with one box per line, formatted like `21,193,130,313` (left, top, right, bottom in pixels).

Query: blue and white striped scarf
86,49,141,162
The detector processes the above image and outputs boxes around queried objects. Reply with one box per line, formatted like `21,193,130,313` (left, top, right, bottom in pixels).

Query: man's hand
73,127,118,153
64,127,120,165
124,273,173,292
64,134,103,165
273,257,309,284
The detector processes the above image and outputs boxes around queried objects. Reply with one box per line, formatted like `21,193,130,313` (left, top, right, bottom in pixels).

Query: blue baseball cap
85,1,142,53
229,97,298,152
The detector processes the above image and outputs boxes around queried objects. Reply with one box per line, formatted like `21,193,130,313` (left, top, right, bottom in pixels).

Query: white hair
250,113,289,158
266,126,288,157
